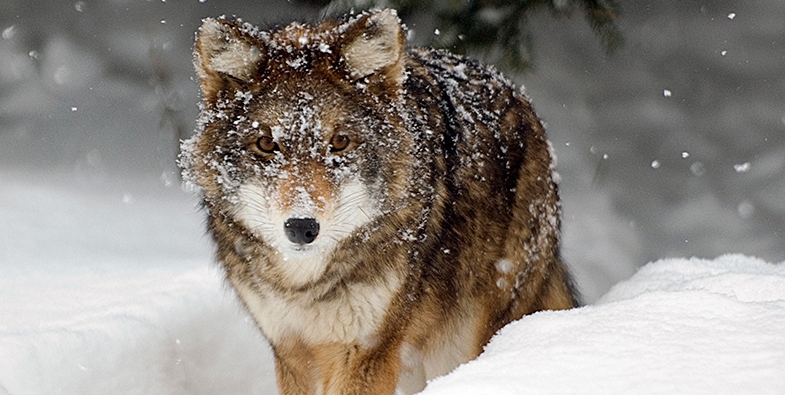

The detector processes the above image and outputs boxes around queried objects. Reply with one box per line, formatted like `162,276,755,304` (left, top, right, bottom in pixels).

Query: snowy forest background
1,0,784,393
2,0,782,300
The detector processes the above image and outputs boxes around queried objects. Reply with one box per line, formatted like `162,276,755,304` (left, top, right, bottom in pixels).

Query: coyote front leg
274,339,403,395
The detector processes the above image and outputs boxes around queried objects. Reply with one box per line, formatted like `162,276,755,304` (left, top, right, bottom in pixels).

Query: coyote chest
181,8,577,395
235,269,403,347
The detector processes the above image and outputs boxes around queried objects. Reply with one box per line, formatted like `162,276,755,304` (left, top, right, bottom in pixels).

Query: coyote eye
254,136,279,154
330,134,350,152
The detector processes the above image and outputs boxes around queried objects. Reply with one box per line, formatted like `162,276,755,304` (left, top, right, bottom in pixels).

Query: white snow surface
1,172,783,394
422,255,785,395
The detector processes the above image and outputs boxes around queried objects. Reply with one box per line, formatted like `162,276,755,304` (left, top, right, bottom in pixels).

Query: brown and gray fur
180,8,577,395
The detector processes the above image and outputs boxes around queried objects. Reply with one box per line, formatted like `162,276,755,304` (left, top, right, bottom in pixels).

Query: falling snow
1,0,784,393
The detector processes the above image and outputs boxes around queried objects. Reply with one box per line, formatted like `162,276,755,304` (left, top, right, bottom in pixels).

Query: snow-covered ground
1,174,783,394
0,171,277,394
422,255,785,395
1,0,784,393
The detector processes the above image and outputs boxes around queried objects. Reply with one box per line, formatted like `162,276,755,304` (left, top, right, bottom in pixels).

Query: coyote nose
284,218,320,244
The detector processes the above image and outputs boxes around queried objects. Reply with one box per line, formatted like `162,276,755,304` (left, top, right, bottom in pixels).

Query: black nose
284,218,320,245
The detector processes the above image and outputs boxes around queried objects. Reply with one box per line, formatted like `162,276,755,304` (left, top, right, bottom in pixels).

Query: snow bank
0,266,276,395
422,255,785,395
1,172,782,394
0,172,277,394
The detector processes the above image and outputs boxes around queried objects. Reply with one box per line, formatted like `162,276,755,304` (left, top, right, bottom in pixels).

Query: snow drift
422,254,785,395
1,173,782,395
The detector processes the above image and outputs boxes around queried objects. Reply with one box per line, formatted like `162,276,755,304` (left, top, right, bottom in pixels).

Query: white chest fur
234,272,402,347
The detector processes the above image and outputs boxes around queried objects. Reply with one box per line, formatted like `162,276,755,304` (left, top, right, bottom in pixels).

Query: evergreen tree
303,0,623,71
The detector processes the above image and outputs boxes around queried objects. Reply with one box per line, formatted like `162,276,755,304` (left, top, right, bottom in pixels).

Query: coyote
180,8,577,395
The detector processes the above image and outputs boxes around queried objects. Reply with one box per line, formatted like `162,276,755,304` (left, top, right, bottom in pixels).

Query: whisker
356,206,372,221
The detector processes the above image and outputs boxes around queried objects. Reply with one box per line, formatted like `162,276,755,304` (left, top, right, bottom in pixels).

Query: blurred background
1,0,783,302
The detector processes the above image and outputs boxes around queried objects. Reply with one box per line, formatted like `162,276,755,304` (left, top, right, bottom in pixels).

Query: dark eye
254,136,279,154
330,134,350,152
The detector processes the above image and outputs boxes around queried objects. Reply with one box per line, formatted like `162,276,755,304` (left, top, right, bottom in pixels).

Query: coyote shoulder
180,8,577,395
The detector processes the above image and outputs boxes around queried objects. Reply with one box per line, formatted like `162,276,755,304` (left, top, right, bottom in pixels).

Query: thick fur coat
180,9,577,395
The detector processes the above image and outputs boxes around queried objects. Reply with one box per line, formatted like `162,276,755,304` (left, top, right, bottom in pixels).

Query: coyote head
181,10,414,285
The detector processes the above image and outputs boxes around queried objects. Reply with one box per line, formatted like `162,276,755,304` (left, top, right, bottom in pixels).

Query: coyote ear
340,9,405,84
195,18,265,102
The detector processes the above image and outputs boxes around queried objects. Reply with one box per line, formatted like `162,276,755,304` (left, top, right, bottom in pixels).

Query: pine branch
307,0,623,72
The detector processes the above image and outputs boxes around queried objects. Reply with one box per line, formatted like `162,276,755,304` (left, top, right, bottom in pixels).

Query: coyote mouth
288,244,315,253
280,240,324,260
